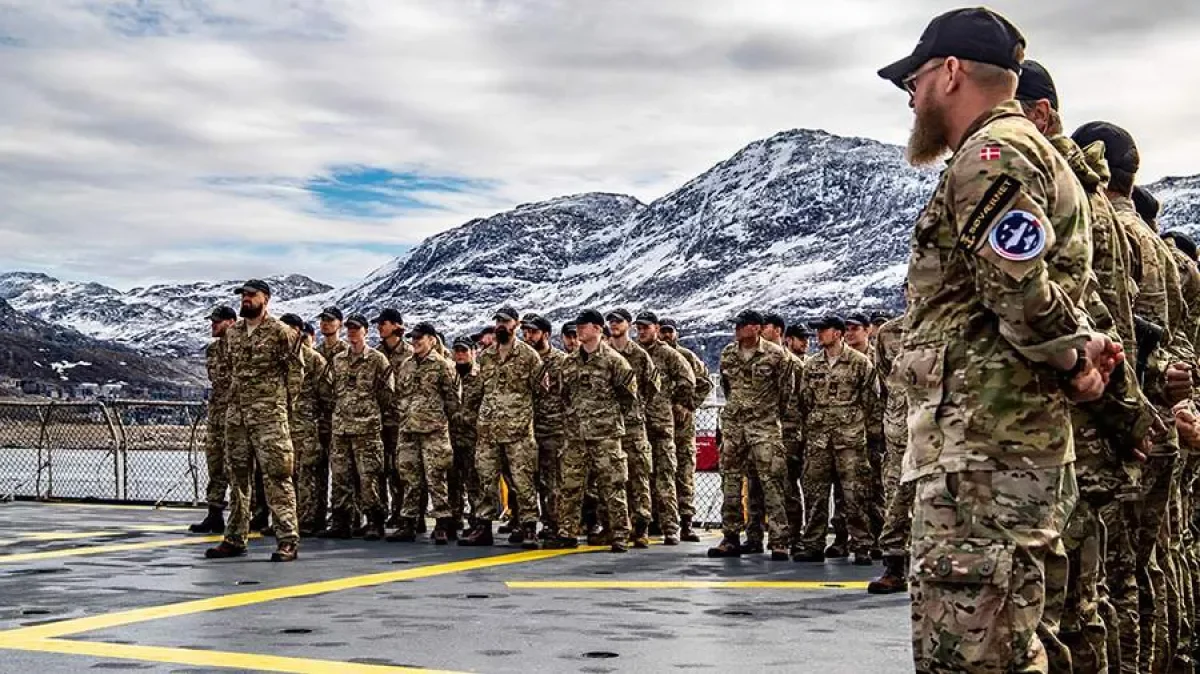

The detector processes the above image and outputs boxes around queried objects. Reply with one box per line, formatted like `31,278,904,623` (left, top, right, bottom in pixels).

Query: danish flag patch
980,145,1003,161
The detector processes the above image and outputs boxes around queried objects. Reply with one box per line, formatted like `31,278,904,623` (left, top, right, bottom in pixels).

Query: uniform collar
1048,134,1102,191
951,100,1026,162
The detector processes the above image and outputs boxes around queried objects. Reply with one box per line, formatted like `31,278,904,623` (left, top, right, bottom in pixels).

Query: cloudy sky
2,1,1198,290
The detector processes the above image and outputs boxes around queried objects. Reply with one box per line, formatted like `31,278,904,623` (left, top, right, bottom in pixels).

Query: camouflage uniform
718,337,794,549
874,318,912,560
796,344,877,558
474,340,542,527
292,343,327,532
533,343,569,534
394,350,460,521
556,342,635,541
452,362,483,522
613,340,660,532
203,338,232,508
901,103,1088,673
642,338,695,536
379,338,416,525
221,316,302,548
780,350,807,543
671,343,713,522
329,346,393,527
314,339,348,526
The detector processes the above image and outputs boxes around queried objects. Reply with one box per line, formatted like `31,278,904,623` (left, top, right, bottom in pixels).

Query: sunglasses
902,59,944,96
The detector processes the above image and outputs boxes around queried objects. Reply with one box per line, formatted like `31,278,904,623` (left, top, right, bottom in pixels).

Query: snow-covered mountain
0,273,331,357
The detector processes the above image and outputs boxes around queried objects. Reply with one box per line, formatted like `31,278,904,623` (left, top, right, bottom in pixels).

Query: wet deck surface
0,502,911,672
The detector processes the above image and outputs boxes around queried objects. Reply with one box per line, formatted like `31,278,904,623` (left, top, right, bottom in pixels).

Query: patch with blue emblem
988,210,1045,261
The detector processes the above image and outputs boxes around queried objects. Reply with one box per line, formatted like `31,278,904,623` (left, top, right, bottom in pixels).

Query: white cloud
1,0,1198,289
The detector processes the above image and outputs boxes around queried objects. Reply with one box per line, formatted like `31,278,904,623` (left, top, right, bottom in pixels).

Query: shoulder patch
979,144,1003,162
988,210,1046,261
958,174,1021,251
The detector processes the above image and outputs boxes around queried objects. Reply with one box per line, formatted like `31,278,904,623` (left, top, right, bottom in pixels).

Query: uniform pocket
897,345,946,471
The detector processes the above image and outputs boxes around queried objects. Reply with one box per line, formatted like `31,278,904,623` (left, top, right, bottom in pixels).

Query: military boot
853,550,874,566
648,520,663,537
249,509,269,533
544,536,579,550
739,539,764,555
825,535,849,559
707,537,743,558
386,518,417,543
770,546,790,561
189,506,224,534
679,517,701,543
316,516,352,540
352,522,370,538
204,541,247,559
521,523,540,550
270,541,298,562
631,521,650,549
458,521,494,546
586,528,609,547
363,515,386,542
867,556,909,595
432,518,453,546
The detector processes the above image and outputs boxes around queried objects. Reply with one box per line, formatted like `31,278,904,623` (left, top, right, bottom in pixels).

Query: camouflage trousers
744,465,767,544
222,413,299,548
390,425,426,522
557,437,630,541
866,435,886,542
1099,499,1141,674
647,426,680,536
909,465,1077,674
798,426,872,557
451,429,479,522
1134,452,1179,674
1057,497,1110,674
719,423,790,549
782,425,805,543
536,433,564,531
381,424,405,522
622,427,653,528
1160,463,1192,673
398,430,454,520
290,419,322,532
674,408,697,520
475,434,538,526
203,412,229,508
331,433,385,523
878,424,913,558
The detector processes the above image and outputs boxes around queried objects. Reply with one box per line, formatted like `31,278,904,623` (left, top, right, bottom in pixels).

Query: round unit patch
988,210,1045,261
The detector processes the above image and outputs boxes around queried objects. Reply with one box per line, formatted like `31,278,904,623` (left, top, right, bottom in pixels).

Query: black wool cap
762,313,786,330
634,311,660,326
732,309,764,327
845,312,871,327
453,335,476,350
373,308,404,325
878,7,1026,88
1071,122,1141,176
493,306,520,322
1016,59,1059,110
279,313,304,330
1134,186,1161,223
409,322,438,339
318,306,344,322
235,279,271,296
1163,231,1198,262
809,315,847,332
785,324,812,339
575,309,605,328
605,308,633,324
344,314,368,329
207,305,237,322
560,322,577,336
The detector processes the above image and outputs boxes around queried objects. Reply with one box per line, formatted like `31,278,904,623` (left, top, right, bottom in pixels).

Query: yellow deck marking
0,533,260,564
11,638,467,674
32,501,195,511
0,525,185,546
506,580,872,590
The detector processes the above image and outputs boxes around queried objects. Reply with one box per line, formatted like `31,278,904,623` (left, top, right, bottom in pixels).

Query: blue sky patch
303,166,494,219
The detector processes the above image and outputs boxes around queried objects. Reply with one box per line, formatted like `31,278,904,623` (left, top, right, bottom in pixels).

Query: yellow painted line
6,638,466,674
33,501,195,511
505,580,873,590
0,546,599,642
0,525,185,545
0,533,260,564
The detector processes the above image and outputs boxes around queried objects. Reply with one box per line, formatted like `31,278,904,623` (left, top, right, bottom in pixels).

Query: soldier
660,317,713,542
1134,185,1161,232
279,313,328,538
459,306,543,547
390,322,462,544
313,306,348,535
450,336,482,529
844,312,875,362
190,305,237,534
561,322,579,354
474,326,496,351
546,309,635,553
780,323,810,549
843,311,884,555
205,279,303,562
707,309,794,561
866,316,913,594
740,313,788,551
877,10,1122,671
868,313,889,346
607,307,660,548
325,314,393,540
374,308,414,530
522,313,568,540
634,311,695,545
793,315,877,566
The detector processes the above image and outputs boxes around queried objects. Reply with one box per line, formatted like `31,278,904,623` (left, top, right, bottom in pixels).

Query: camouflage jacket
315,338,349,418
718,337,793,430
673,343,714,409
205,338,233,418
613,339,660,433
875,319,908,447
800,344,877,433
781,351,807,431
394,350,460,434
223,316,302,424
476,340,542,443
900,102,1091,481
378,337,414,427
292,344,327,425
641,338,695,432
532,343,569,437
1167,243,1200,351
561,342,637,441
452,362,482,448
330,346,393,436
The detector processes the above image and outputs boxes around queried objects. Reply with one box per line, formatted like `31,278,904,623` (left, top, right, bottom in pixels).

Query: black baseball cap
521,314,553,333
493,306,520,322
373,308,404,325
576,309,605,327
561,322,577,337
605,308,633,323
732,309,764,327
634,311,660,326
318,306,344,322
234,279,271,296
878,7,1026,89
809,315,847,332
845,312,870,328
1163,231,1198,262
1016,59,1058,111
302,322,315,336
1134,186,1160,223
1071,122,1140,176
659,317,678,331
279,313,304,330
207,306,237,322
785,324,811,339
453,335,476,350
409,322,438,339
870,312,890,326
762,313,786,330
344,314,368,329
